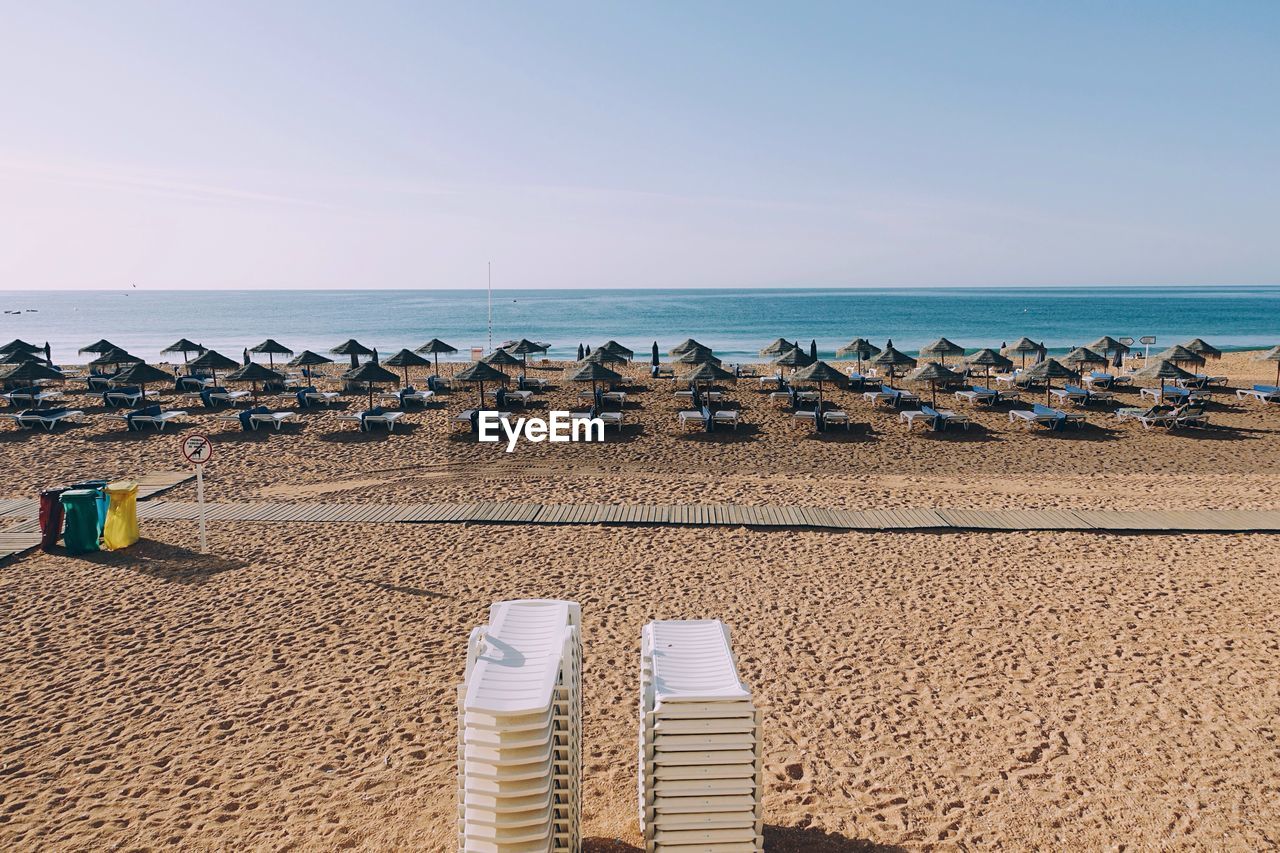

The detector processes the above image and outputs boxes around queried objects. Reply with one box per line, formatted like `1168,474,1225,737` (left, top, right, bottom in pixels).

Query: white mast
487,261,493,352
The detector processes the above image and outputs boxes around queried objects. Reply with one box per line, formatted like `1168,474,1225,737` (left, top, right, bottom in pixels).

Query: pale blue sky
1,1,1277,290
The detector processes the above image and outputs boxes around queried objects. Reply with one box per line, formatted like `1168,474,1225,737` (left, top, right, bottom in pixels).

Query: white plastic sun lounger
639,620,763,852
103,389,144,408
336,410,405,431
458,600,582,853
790,409,817,427
1236,386,1280,404
711,410,740,430
215,411,297,431
108,410,187,431
489,389,534,406
4,409,85,431
3,389,64,408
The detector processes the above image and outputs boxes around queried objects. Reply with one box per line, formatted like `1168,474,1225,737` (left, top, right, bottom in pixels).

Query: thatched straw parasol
112,362,175,401
599,340,634,361
454,360,509,407
673,345,721,365
383,349,432,387
1255,345,1280,387
1062,347,1109,371
1182,338,1222,360
964,348,1013,383
566,361,623,398
481,349,523,378
0,339,40,357
416,339,458,376
78,339,120,355
584,348,628,366
919,337,966,364
289,350,333,368
872,342,917,387
835,338,881,373
341,361,398,409
89,347,144,370
188,349,241,384
250,339,294,369
1131,359,1196,403
791,360,846,423
1155,344,1207,368
506,339,550,378
759,338,795,358
1022,357,1078,403
1087,336,1130,361
224,362,283,404
669,338,707,356
331,339,375,369
0,359,63,385
773,345,813,368
907,362,961,408
1003,336,1042,368
162,339,205,364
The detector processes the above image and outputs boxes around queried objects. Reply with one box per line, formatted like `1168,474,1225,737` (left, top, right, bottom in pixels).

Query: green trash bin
60,489,100,555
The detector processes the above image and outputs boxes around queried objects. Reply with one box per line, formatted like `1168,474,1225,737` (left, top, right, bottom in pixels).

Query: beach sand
2,350,1279,849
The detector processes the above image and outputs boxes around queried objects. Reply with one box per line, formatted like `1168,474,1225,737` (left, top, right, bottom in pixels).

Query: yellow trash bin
103,480,140,551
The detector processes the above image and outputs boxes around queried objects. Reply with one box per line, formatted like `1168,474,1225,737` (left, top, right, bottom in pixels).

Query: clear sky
1,1,1277,290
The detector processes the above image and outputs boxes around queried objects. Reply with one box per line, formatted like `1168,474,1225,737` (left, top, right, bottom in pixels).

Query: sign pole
195,462,208,554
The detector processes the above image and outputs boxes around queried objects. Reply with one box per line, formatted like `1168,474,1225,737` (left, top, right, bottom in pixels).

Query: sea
1,286,1276,364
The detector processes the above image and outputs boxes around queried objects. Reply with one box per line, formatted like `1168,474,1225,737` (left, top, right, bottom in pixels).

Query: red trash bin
39,487,67,551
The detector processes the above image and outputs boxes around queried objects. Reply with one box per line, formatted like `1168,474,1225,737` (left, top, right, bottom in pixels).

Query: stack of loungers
639,620,763,852
457,599,582,853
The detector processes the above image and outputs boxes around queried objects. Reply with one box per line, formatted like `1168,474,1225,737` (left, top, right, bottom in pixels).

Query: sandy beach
2,349,1280,849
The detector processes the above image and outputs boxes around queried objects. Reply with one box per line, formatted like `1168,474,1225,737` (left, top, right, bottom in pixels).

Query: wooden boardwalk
4,489,1278,565
121,501,1280,533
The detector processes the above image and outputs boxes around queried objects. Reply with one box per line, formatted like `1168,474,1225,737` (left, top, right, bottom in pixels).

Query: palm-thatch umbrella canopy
1155,344,1207,368
223,362,283,403
0,339,40,357
416,338,458,376
678,360,736,388
1182,338,1222,360
454,360,509,407
791,360,846,420
1131,359,1196,402
872,343,917,387
107,362,172,401
669,338,707,356
331,339,375,369
383,348,432,386
1022,357,1078,403
340,361,399,409
759,338,795,358
250,339,294,369
1087,336,1130,360
584,347,628,366
505,338,550,378
906,362,962,407
835,338,881,373
89,347,144,370
964,348,1014,383
188,349,241,384
78,339,120,355
1062,347,1109,371
673,345,720,365
599,340,634,361
1003,336,1043,368
481,349,523,378
919,337,966,364
288,350,334,368
773,345,813,369
566,361,623,397
161,338,205,364
0,359,64,385
1255,345,1280,387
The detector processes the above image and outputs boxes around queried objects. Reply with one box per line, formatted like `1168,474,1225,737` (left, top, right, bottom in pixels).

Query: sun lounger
954,387,998,405
711,410,740,430
674,390,723,404
790,410,817,427
1008,404,1083,431
822,410,850,429
3,388,63,408
216,409,297,431
1052,383,1114,406
517,376,550,391
902,405,969,431
380,388,435,408
489,389,534,407
1174,404,1210,428
863,388,919,408
597,411,624,430
337,409,405,432
1235,385,1280,404
1140,385,1206,403
4,408,84,431
108,406,187,431
102,387,144,408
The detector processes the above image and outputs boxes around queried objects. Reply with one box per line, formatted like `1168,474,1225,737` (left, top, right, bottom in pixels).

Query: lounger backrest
920,405,939,417
1255,385,1279,393
1031,403,1060,417
1064,384,1085,395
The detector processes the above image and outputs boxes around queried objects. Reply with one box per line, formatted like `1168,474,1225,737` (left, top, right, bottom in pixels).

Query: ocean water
1,286,1276,364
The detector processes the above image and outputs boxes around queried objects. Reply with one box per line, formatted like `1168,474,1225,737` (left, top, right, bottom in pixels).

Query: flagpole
487,261,493,353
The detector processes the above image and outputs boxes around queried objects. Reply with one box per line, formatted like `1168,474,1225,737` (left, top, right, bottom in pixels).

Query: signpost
180,433,213,553
1139,335,1157,361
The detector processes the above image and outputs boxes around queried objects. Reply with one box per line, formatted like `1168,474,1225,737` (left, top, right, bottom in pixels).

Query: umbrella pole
434,353,440,377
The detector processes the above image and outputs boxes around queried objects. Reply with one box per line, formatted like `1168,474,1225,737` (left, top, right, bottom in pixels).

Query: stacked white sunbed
457,599,582,853
639,620,763,853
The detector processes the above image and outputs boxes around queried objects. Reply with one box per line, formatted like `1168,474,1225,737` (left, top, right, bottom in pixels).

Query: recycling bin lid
105,480,138,494
60,489,100,499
